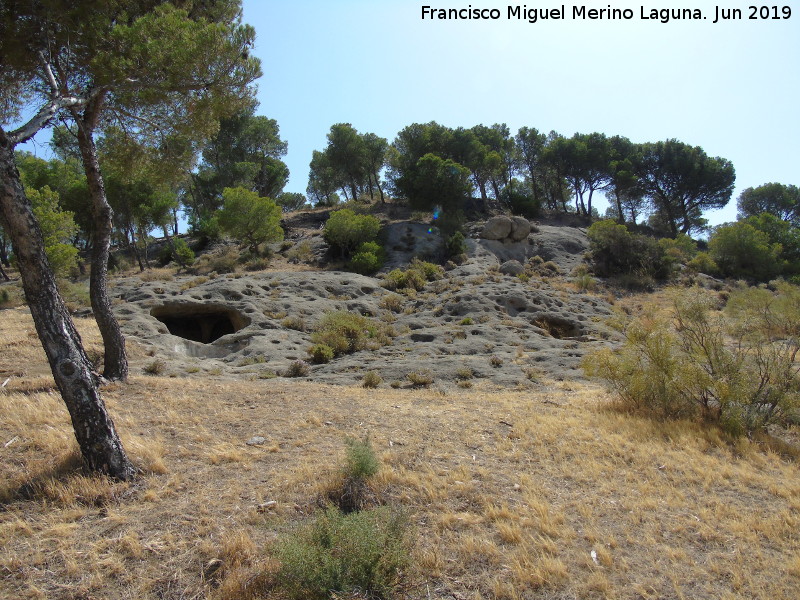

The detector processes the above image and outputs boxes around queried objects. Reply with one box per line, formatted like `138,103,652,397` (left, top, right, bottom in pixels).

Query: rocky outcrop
481,215,532,243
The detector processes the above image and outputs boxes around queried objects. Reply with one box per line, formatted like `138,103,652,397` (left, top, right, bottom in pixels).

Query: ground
1,212,800,599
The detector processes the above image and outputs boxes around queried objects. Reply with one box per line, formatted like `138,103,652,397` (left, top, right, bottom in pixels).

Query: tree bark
0,131,136,480
73,109,128,381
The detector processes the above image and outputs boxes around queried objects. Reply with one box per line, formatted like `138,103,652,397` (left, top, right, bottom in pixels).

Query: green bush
587,220,670,280
171,238,195,268
344,437,380,480
445,231,467,258
309,343,335,364
349,241,386,274
382,258,443,292
658,234,697,266
687,251,719,275
310,311,394,357
283,360,310,378
217,187,283,254
362,370,382,388
274,505,410,600
407,369,434,387
585,285,800,435
709,221,784,281
323,209,381,257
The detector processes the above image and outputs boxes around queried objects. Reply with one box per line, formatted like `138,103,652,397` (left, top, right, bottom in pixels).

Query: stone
246,436,267,446
481,216,513,240
509,216,532,242
499,260,525,276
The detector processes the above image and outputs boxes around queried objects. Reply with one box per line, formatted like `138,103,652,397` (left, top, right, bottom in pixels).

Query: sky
14,1,799,227
244,0,799,225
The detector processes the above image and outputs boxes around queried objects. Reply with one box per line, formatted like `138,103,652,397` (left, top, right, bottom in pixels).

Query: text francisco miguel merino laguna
421,5,791,24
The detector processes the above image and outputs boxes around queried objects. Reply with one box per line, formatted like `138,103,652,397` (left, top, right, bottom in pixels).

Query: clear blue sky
246,0,799,225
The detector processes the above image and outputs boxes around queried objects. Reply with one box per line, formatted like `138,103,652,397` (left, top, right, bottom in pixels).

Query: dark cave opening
150,305,249,344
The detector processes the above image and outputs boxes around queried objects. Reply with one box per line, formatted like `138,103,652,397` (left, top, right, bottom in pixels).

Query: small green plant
283,360,310,378
445,231,467,258
456,366,474,380
379,293,405,313
282,316,306,331
349,241,386,274
362,370,382,388
382,258,443,293
407,369,434,387
286,240,315,264
144,359,166,375
309,343,335,364
274,505,410,600
687,251,719,276
459,317,474,325
574,273,597,292
344,437,380,480
238,354,267,367
310,311,394,357
323,209,381,258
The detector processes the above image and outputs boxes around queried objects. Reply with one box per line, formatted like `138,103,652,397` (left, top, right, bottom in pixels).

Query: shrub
587,220,670,280
170,238,195,269
218,187,284,255
283,360,310,378
274,505,410,600
708,221,784,281
687,251,719,276
344,437,380,480
286,240,315,264
502,185,541,219
658,234,697,266
444,231,467,258
362,370,382,388
144,359,166,375
310,311,394,357
349,241,385,274
574,273,597,292
323,209,381,257
190,245,239,275
585,285,800,435
281,315,306,331
489,355,503,368
382,259,443,292
309,343,335,364
407,369,434,386
459,317,474,325
379,293,405,313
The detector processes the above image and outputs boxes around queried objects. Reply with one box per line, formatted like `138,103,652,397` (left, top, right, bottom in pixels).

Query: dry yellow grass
1,307,800,599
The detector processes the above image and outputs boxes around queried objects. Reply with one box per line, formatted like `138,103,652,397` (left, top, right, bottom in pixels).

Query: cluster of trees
586,182,800,285
307,124,389,206
308,122,738,238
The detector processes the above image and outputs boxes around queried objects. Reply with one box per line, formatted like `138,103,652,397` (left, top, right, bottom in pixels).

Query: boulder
499,260,525,276
481,216,513,240
509,216,532,242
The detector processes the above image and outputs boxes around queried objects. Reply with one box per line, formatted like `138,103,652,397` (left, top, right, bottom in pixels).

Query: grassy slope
1,308,799,599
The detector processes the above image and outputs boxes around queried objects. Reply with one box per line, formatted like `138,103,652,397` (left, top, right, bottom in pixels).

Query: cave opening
150,304,249,344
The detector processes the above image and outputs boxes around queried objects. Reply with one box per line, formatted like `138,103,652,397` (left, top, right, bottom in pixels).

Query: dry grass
1,308,800,599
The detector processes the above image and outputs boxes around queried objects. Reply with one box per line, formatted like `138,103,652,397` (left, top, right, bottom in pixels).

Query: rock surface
112,219,616,388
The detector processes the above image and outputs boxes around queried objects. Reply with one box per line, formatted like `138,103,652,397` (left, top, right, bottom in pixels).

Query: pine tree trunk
0,131,136,480
74,118,128,381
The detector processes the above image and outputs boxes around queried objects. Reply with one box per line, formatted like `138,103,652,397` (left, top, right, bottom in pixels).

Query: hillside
1,214,799,599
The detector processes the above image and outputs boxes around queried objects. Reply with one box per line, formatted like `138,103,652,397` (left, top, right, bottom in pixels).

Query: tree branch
7,96,86,145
